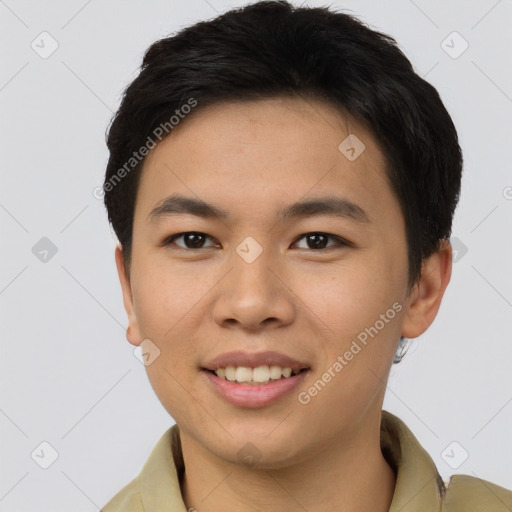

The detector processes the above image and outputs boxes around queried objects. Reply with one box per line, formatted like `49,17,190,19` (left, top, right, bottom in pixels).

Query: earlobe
401,239,453,339
114,245,142,346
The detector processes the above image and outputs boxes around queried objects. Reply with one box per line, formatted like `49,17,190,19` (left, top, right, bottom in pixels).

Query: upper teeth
215,365,299,384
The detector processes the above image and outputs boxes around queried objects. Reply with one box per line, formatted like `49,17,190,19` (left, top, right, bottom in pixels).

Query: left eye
162,232,350,250
293,232,349,250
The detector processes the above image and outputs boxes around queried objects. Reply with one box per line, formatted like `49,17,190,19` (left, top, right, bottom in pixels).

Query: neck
180,416,396,512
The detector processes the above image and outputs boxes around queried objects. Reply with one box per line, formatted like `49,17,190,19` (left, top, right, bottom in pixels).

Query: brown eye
163,232,217,249
293,232,350,250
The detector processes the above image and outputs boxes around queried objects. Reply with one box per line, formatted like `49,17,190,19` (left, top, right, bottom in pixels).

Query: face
116,96,449,468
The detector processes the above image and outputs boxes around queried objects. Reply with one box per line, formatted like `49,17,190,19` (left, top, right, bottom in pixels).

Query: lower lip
202,369,309,408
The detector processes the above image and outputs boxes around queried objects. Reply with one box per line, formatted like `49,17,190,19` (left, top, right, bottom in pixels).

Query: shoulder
100,425,184,511
380,410,512,512
100,476,144,512
442,474,512,511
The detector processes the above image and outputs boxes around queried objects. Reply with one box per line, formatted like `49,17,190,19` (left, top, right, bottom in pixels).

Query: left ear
401,239,452,339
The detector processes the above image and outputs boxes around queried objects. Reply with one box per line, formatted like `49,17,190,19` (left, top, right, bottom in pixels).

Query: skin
115,96,452,512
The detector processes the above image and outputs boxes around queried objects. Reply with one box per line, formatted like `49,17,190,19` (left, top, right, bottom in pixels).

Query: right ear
115,244,142,346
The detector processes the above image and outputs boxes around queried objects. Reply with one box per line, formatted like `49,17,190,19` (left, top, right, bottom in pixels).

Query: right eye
162,232,219,250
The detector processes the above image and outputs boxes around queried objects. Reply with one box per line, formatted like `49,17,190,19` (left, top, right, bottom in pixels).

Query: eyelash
161,232,353,251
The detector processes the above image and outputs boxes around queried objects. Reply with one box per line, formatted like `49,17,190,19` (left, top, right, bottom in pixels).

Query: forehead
134,96,396,227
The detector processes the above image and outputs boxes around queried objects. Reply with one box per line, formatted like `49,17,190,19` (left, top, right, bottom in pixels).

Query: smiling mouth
204,365,308,385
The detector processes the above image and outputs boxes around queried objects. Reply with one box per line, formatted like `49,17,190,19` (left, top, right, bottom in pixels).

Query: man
100,1,512,510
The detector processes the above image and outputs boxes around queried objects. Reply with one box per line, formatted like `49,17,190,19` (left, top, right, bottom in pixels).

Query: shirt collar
381,410,444,511
138,409,445,511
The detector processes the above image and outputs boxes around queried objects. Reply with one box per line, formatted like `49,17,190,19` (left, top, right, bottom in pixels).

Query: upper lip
202,350,310,372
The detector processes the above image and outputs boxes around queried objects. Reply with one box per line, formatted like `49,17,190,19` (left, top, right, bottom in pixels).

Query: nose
211,249,295,332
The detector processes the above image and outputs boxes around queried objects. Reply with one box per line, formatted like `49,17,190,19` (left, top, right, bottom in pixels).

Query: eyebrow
147,194,371,224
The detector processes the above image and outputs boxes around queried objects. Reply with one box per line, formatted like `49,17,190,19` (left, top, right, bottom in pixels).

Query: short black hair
103,0,463,289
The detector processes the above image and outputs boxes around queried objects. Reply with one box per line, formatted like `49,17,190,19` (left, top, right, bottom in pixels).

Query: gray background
1,0,511,510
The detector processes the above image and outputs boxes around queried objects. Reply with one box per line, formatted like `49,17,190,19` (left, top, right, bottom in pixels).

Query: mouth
201,365,310,408
201,350,311,407
203,365,308,385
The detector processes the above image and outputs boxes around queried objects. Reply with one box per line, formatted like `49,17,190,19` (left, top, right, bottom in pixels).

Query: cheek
130,256,224,379
295,259,403,382
131,255,204,339
296,259,394,336
132,262,204,417
295,275,401,428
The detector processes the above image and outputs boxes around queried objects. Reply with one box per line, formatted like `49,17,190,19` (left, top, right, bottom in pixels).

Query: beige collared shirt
101,410,512,511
